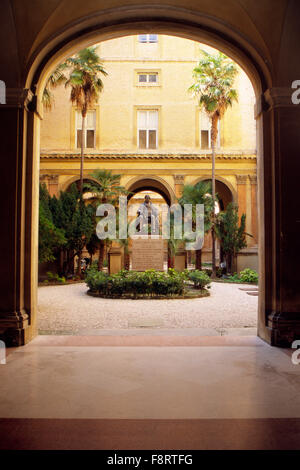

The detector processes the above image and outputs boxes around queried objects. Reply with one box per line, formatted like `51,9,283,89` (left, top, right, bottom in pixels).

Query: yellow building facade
40,34,258,268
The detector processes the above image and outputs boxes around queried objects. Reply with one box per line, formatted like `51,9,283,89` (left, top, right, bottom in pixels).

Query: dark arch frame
18,6,274,346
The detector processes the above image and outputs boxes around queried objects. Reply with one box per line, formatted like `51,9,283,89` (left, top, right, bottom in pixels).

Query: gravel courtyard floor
38,282,258,335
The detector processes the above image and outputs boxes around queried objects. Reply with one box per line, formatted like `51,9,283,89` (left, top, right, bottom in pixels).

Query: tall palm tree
189,50,238,276
178,180,213,270
42,63,68,109
84,170,128,270
65,47,108,194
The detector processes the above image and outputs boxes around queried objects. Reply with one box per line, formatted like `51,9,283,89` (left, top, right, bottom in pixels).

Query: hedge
85,268,187,298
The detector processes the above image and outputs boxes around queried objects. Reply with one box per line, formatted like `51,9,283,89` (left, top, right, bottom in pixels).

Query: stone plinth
108,249,123,274
175,252,187,272
131,236,164,271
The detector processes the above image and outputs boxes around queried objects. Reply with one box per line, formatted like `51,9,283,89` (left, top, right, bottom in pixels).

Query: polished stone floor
0,333,299,449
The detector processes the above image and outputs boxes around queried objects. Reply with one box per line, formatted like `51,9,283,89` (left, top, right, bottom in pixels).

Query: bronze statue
137,194,159,234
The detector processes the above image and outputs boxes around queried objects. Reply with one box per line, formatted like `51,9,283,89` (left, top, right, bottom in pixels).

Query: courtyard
38,281,258,335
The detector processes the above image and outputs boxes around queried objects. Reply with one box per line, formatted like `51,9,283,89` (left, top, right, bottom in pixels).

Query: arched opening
193,177,235,210
20,10,268,345
126,177,174,207
62,177,101,194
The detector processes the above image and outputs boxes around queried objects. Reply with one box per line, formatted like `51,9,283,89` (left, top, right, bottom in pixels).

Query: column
48,175,59,197
249,175,258,245
0,88,40,346
262,87,300,346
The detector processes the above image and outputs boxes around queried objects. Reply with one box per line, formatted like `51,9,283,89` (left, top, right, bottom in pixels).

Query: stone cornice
40,152,257,161
264,87,295,109
5,88,33,109
40,174,59,182
2,88,43,117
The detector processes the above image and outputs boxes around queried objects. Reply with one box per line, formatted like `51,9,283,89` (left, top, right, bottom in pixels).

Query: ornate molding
249,174,257,185
48,174,59,183
264,87,295,109
0,310,29,347
173,174,185,184
40,152,257,162
236,175,248,185
40,173,59,183
5,88,34,109
2,88,43,118
268,311,300,347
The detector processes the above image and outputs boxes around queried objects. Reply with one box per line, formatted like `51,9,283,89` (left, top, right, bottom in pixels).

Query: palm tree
84,170,128,270
178,180,213,270
168,236,182,269
189,50,238,276
42,63,68,109
65,47,108,194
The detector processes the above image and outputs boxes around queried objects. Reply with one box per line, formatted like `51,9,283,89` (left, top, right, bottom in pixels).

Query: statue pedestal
131,236,165,271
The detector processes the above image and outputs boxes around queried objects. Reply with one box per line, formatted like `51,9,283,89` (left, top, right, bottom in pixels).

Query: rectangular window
76,110,96,149
199,111,220,149
201,130,209,149
137,110,158,149
138,34,158,43
138,73,158,84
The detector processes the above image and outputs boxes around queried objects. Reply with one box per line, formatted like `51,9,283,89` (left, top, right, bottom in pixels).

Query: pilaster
249,174,258,244
261,87,300,346
235,175,247,220
0,87,40,346
173,174,185,199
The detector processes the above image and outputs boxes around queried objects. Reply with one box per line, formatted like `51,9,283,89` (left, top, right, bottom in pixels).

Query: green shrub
204,268,213,277
46,271,66,284
227,273,240,282
239,268,258,283
85,269,186,298
186,270,211,290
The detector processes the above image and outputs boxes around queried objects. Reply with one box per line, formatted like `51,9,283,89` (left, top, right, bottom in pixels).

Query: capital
236,175,248,185
249,175,257,185
264,87,295,109
6,88,34,109
173,175,185,184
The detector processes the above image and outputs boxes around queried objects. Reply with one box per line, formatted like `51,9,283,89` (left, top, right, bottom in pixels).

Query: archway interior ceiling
128,180,171,206
26,1,286,97
2,1,300,90
12,1,289,81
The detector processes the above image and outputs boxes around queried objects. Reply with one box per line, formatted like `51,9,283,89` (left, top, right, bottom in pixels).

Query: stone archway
61,176,101,193
192,176,236,210
126,176,175,207
5,5,289,346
